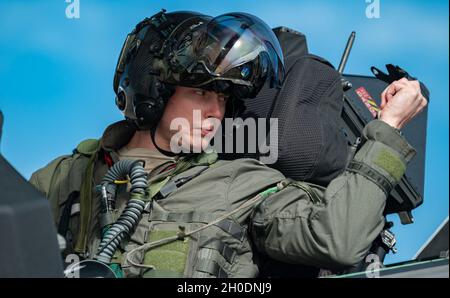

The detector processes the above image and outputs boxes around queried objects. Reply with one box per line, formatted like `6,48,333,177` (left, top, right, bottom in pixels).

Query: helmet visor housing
162,12,285,98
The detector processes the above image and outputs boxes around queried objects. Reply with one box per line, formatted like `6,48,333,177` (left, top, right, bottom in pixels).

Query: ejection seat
220,27,350,277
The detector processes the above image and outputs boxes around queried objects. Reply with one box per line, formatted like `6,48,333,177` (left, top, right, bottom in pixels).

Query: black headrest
237,27,349,186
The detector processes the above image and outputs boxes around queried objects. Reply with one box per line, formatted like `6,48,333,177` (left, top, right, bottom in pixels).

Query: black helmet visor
163,12,285,97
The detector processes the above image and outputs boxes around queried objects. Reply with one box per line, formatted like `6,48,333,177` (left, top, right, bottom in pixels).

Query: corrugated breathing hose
95,159,148,264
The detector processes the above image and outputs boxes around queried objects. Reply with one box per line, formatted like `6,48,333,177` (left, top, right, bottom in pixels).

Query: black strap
347,161,393,196
155,166,209,201
214,219,246,242
58,191,80,237
149,126,178,157
195,259,228,278
199,239,236,264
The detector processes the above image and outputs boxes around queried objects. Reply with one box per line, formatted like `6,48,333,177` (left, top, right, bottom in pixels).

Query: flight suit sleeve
250,120,416,270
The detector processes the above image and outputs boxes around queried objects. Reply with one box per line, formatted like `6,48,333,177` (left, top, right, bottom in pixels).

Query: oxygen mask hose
95,159,149,265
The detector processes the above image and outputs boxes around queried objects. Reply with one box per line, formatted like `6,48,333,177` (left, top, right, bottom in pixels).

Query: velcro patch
143,230,189,276
374,149,405,181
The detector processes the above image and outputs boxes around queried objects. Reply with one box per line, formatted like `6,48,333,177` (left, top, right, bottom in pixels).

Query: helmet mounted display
161,12,285,99
113,10,285,129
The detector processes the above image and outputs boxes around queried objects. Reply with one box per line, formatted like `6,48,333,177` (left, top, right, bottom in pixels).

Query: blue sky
0,0,448,265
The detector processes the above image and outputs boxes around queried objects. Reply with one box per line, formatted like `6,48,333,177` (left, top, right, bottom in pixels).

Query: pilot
30,10,427,277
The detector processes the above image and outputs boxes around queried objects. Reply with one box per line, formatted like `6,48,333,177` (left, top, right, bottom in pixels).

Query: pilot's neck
126,129,170,152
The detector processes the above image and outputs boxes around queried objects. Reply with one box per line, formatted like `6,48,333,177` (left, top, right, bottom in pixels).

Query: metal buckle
380,229,398,254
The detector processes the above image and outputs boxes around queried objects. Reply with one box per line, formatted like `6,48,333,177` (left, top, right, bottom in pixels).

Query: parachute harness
126,179,291,270
94,157,291,273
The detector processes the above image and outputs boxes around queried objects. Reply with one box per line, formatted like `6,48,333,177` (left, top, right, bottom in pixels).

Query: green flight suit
30,119,415,277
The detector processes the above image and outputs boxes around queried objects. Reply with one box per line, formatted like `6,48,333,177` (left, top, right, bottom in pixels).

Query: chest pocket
135,208,248,278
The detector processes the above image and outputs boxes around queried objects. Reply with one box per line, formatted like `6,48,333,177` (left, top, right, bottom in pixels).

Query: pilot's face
156,86,228,152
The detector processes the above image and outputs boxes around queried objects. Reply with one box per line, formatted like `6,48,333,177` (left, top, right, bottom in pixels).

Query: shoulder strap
149,151,219,201
72,139,102,255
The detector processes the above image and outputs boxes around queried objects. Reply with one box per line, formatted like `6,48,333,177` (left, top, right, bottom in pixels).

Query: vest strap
347,160,393,196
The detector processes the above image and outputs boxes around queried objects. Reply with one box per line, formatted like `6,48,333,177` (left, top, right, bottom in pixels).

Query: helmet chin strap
149,126,179,157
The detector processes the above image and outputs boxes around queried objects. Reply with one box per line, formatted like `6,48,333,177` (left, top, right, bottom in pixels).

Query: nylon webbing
74,151,98,254
195,258,228,278
199,239,236,264
347,161,393,196
150,210,245,242
126,179,291,269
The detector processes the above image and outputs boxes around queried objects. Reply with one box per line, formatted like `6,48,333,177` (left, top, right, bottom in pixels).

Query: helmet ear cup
134,97,164,130
133,81,175,130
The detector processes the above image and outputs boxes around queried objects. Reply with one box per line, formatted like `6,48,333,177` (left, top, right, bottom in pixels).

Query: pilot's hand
379,78,428,129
